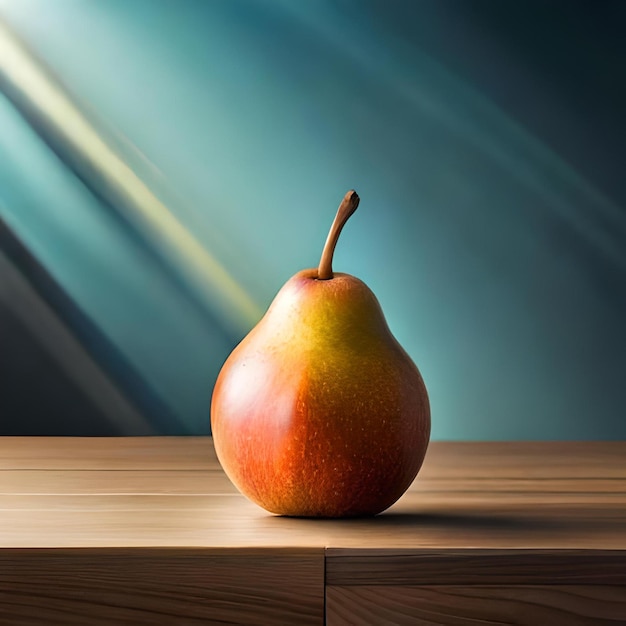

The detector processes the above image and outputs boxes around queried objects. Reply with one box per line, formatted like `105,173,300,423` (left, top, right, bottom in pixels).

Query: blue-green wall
1,0,625,438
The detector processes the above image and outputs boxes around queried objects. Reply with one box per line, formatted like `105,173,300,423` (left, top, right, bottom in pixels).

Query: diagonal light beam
0,19,263,337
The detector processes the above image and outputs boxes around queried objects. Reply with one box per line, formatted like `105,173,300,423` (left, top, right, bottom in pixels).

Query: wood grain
417,441,626,479
326,585,626,625
0,437,219,470
0,548,324,626
326,549,626,585
1,438,625,624
0,469,237,495
0,439,625,550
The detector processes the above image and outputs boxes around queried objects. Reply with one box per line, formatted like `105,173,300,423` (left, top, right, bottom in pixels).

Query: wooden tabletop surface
1,437,625,551
2,437,625,625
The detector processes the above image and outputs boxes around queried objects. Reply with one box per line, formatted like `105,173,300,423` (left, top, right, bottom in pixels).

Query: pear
211,191,430,517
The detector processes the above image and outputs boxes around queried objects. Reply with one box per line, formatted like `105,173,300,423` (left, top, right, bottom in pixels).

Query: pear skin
211,191,430,517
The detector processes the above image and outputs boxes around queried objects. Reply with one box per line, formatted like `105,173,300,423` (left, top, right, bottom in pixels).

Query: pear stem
317,190,360,280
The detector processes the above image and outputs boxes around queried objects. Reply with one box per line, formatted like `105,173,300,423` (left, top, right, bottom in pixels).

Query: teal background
1,0,625,439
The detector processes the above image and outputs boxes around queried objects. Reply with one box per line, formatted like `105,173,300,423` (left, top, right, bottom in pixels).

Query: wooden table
1,438,625,625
